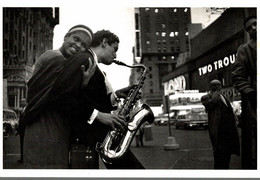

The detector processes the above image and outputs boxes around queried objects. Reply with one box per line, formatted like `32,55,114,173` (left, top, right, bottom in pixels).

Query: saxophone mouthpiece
113,60,126,66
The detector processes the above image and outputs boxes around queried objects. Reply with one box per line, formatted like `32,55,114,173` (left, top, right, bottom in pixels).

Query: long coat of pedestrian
201,92,240,156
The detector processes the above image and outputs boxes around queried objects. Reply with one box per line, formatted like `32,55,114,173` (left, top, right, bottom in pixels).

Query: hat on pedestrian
210,79,221,85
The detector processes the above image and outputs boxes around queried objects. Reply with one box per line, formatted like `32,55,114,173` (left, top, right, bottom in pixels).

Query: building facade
162,8,256,112
133,8,191,107
3,8,59,114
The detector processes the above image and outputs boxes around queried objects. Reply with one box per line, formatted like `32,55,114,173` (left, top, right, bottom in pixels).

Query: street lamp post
164,95,179,151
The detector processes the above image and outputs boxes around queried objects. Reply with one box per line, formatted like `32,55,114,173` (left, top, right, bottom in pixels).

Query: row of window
4,10,54,66
146,56,175,61
146,47,181,52
145,8,189,13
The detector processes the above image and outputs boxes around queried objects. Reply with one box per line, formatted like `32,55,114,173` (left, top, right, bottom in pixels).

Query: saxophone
96,60,154,164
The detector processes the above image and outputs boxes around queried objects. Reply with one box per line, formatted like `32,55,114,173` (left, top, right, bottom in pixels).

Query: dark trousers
241,125,257,169
103,150,144,169
70,145,144,169
213,149,231,169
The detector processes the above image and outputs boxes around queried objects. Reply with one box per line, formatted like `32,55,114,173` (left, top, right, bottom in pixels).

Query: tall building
3,8,59,114
132,8,191,108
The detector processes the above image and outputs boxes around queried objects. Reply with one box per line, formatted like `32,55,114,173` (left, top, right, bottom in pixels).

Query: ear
101,38,108,48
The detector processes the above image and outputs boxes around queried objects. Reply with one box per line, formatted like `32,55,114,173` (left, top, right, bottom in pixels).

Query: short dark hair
91,30,120,47
243,15,257,29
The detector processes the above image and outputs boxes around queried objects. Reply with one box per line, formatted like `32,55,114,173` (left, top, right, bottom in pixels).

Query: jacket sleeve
48,52,96,120
201,92,221,111
232,44,255,95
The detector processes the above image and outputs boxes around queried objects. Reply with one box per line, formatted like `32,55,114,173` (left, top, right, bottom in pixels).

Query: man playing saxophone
51,30,145,169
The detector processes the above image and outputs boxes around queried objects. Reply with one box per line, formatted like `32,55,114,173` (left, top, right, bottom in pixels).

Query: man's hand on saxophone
95,112,127,131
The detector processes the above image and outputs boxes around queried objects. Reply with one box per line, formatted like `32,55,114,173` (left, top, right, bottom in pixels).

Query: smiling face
61,31,92,58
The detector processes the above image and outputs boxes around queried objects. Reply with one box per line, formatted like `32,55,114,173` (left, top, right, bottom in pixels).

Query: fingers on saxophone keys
116,116,127,130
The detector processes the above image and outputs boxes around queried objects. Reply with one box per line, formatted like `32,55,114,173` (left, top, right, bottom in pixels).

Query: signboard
198,53,236,76
163,75,186,95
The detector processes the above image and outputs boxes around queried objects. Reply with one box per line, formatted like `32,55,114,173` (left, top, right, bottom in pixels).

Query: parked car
172,105,208,129
154,113,175,126
3,109,18,136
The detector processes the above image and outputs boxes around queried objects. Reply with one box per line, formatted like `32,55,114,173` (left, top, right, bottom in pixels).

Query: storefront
162,8,256,113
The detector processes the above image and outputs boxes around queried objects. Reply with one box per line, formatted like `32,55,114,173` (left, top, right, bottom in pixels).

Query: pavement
3,126,241,170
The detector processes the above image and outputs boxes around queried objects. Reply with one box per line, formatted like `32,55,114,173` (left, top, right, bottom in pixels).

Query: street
3,125,241,169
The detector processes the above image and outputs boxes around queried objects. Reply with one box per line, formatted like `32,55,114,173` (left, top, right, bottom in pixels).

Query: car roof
170,105,204,110
3,109,17,113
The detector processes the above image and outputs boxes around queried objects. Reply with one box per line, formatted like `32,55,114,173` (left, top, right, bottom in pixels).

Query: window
175,39,180,45
15,30,17,40
184,8,188,12
162,40,166,44
170,32,174,37
155,9,158,13
185,32,189,36
161,32,166,37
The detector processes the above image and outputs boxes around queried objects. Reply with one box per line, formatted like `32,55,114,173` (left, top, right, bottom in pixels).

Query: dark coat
232,39,257,126
50,52,116,146
22,51,94,168
201,92,240,155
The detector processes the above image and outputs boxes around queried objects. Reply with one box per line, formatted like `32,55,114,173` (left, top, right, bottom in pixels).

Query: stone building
3,8,59,114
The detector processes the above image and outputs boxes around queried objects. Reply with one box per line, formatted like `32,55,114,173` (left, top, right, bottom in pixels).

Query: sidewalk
3,126,241,170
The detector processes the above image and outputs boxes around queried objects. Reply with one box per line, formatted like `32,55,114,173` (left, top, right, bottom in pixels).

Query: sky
53,6,223,91
53,6,135,91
